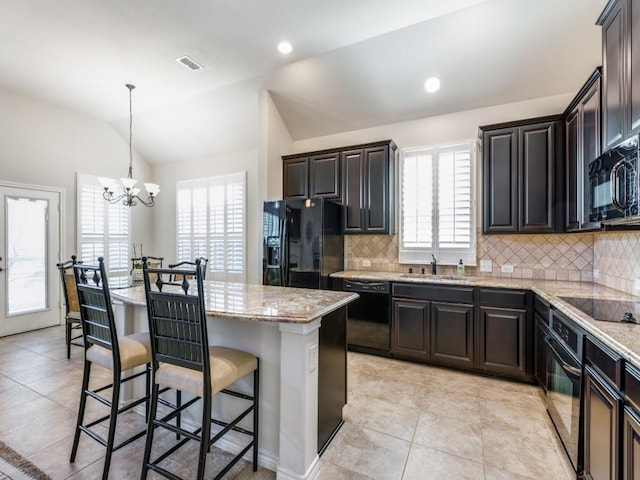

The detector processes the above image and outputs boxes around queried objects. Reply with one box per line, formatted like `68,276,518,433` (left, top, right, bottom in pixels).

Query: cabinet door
566,110,580,231
391,299,429,360
534,313,547,390
519,122,556,232
430,302,474,368
342,149,364,233
283,158,309,199
584,366,621,480
364,146,391,233
623,406,640,480
310,153,340,200
482,128,518,233
478,306,527,377
602,0,626,150
582,79,602,227
630,0,640,135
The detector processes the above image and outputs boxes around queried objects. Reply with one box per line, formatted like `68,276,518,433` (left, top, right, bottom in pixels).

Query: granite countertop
333,270,640,368
111,281,358,324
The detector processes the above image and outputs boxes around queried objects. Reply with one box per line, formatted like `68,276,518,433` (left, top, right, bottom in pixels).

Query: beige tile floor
0,326,575,479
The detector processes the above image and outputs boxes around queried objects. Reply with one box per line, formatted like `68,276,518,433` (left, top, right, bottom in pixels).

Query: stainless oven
588,135,639,225
545,310,585,474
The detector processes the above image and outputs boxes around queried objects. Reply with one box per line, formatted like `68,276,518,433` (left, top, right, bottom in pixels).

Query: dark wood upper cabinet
283,153,340,200
282,140,396,234
564,69,602,231
342,149,364,232
566,110,580,230
598,0,640,149
482,128,518,233
630,0,640,135
600,0,626,151
481,116,564,234
341,141,396,234
283,157,309,199
309,153,340,200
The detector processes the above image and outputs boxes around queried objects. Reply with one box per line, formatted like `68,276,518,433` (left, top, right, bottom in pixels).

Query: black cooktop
559,297,640,324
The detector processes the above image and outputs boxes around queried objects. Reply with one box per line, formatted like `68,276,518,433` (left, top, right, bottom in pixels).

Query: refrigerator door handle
281,217,287,286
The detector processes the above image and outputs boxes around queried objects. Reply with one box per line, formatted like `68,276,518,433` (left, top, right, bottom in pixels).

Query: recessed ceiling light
278,42,293,54
424,77,441,93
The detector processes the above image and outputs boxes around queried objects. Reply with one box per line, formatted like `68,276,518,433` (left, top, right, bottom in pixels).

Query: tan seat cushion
67,311,82,322
86,332,151,370
155,346,258,397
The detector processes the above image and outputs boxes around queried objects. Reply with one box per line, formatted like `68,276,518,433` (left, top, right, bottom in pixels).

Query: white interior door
0,184,62,337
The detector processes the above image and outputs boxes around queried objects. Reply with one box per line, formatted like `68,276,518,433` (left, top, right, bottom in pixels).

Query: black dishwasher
343,279,391,356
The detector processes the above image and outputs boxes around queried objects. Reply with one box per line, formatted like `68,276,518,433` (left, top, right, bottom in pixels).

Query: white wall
258,90,292,202
152,147,261,283
289,93,574,153
0,87,154,259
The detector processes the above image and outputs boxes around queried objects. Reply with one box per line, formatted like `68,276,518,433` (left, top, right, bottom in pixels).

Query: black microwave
588,135,639,225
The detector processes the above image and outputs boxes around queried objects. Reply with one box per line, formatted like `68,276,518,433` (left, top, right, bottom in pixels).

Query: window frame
398,141,477,266
76,173,132,287
175,172,246,283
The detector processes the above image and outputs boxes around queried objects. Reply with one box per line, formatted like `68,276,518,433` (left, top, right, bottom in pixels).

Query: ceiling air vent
176,55,204,71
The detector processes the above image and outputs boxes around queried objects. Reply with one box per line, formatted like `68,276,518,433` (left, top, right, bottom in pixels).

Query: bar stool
69,257,151,480
56,255,83,358
141,258,259,480
168,257,209,280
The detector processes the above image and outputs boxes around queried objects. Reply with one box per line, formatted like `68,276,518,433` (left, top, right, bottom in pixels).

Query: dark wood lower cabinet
623,406,640,480
478,306,527,377
430,302,474,368
584,365,622,480
391,285,532,380
391,299,429,360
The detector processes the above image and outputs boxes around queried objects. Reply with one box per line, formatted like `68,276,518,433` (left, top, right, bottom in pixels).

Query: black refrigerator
262,197,346,454
263,198,344,290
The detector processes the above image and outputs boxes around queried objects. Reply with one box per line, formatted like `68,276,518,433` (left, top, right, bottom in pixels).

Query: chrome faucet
431,254,437,275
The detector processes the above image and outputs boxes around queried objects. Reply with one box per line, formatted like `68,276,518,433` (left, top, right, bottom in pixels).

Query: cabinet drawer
392,283,474,303
626,363,640,410
479,288,528,308
586,336,624,389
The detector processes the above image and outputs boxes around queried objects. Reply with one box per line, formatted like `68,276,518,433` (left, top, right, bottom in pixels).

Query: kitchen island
110,281,357,480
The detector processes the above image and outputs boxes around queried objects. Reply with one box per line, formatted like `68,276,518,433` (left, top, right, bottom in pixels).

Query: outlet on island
362,259,371,268
501,264,514,274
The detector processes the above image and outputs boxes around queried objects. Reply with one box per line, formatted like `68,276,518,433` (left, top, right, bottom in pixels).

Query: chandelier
100,84,159,207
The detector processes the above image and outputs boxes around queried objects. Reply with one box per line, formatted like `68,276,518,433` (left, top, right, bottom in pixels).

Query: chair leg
176,390,182,440
101,368,121,480
197,394,212,480
141,382,160,480
145,363,151,421
66,319,72,359
70,359,91,462
253,361,260,471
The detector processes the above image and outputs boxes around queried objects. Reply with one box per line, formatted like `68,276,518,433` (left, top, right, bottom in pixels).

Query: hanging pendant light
100,84,159,207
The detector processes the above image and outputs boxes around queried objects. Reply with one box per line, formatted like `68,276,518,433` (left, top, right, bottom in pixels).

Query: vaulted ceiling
0,0,607,164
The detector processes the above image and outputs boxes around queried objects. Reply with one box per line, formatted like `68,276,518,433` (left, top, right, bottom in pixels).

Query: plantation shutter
77,174,131,287
176,172,246,282
399,143,475,265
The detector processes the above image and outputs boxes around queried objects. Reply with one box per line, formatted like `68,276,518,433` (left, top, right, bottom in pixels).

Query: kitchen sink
399,273,466,280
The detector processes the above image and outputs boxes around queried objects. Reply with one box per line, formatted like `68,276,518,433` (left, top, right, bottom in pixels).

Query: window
399,142,476,265
176,172,246,282
77,174,131,287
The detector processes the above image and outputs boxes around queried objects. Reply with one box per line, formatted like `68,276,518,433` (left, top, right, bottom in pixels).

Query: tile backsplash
345,232,595,280
593,231,640,295
345,230,640,296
